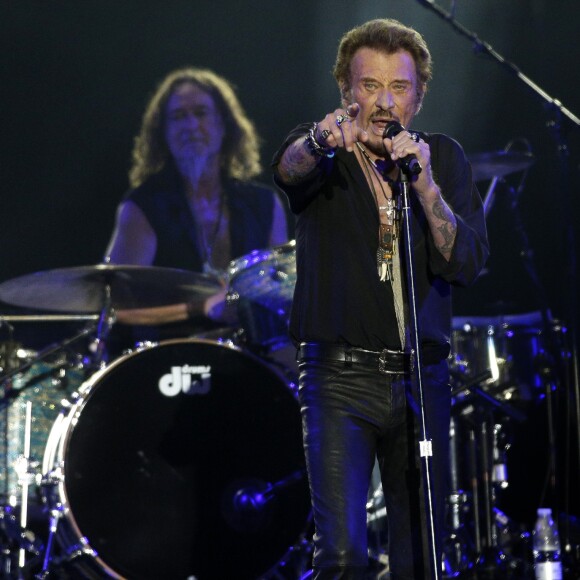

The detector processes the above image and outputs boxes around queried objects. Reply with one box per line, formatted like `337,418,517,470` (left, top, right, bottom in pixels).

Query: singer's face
164,82,225,164
344,48,423,157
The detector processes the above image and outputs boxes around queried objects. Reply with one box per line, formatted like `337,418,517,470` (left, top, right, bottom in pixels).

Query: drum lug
39,464,64,488
225,289,239,305
63,537,98,562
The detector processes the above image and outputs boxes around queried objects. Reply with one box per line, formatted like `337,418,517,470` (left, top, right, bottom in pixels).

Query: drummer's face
164,82,225,164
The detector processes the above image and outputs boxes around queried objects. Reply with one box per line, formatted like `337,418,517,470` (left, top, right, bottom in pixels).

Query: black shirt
273,124,489,352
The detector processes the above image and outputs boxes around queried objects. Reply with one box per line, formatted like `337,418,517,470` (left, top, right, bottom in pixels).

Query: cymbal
469,150,534,182
0,264,222,313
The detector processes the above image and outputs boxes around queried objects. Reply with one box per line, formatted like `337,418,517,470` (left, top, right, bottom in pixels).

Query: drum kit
0,245,312,579
0,145,563,579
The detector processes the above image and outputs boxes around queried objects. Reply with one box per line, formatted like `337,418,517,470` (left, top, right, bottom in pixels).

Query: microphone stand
416,0,580,569
399,170,440,580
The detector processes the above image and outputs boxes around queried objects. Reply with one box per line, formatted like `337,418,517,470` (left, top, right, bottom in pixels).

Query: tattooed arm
386,130,458,262
277,135,320,185
417,187,458,261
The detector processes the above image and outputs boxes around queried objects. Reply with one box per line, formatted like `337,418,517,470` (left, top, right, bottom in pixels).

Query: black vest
125,164,275,270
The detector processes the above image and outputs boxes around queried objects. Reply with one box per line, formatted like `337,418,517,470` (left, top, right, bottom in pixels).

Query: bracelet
186,299,204,319
305,122,335,158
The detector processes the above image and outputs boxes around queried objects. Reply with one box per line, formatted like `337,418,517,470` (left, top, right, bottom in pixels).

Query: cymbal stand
88,282,115,369
482,137,533,218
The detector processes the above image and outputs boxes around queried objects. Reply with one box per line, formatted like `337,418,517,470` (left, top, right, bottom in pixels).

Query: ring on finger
320,129,332,141
336,114,349,127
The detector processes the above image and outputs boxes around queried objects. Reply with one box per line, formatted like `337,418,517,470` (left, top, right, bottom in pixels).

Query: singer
273,18,489,579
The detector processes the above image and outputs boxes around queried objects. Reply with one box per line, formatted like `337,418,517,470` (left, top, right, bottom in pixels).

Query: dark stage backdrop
2,0,579,316
2,0,580,527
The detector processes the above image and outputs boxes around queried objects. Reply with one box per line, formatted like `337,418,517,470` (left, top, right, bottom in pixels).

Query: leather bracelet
186,299,205,319
305,122,335,158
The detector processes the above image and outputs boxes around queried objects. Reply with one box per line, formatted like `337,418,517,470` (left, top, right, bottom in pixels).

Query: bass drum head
55,339,310,579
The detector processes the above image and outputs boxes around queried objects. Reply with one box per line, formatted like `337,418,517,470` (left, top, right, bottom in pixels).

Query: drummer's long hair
129,67,262,188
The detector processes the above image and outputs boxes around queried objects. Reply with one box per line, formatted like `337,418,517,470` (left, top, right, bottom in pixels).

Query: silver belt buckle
378,349,415,375
378,348,395,375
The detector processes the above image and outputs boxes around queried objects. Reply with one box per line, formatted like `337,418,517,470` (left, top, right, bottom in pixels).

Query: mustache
369,111,397,121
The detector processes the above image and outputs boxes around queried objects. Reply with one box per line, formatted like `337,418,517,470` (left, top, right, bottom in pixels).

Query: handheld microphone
383,120,422,176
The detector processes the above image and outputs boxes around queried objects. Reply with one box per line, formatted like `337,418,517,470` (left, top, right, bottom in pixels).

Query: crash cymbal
469,150,534,182
0,264,222,313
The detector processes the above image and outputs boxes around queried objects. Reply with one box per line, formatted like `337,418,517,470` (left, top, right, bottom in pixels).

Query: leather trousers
298,356,451,580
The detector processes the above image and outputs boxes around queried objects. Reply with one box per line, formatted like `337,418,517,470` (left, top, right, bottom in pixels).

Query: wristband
306,122,335,158
186,299,205,319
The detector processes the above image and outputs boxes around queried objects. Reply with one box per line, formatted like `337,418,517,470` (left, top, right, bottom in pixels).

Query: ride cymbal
0,264,222,313
469,150,534,182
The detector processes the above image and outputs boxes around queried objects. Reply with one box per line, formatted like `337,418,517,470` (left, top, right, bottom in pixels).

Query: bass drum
42,339,310,579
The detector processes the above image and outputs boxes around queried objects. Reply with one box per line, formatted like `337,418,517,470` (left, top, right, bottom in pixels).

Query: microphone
383,120,422,176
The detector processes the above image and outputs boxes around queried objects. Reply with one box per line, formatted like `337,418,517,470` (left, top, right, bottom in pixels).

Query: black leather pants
298,357,451,580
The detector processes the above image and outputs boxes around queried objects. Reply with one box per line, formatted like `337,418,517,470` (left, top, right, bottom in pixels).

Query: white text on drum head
158,365,211,396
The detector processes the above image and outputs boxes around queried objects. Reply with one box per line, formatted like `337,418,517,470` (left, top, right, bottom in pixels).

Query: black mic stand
398,169,441,580
416,1,580,572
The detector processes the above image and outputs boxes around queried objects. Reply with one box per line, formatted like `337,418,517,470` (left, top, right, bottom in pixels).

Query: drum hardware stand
0,333,44,578
442,416,476,577
416,1,580,573
87,283,115,369
0,320,98,577
481,138,533,219
452,378,530,578
0,324,98,390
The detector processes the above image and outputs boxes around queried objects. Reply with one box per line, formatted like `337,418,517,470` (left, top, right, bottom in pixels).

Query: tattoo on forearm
432,199,450,221
433,199,457,257
279,139,317,184
436,223,455,255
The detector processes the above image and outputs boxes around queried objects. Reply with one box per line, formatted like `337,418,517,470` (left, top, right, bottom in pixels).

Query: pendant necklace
193,189,225,276
356,142,401,281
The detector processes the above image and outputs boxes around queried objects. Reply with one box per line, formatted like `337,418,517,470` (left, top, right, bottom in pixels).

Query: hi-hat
469,150,534,182
0,264,222,313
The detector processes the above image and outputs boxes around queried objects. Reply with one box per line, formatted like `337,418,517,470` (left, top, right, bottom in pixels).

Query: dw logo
158,365,212,397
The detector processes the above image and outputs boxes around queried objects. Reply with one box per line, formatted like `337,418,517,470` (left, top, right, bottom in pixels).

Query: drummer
105,67,289,348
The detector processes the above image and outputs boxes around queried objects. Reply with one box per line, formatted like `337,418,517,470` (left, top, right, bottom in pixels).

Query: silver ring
410,132,418,142
320,129,331,141
336,114,349,127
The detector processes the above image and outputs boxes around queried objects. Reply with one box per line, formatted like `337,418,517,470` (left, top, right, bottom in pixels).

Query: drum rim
43,337,303,578
228,239,296,281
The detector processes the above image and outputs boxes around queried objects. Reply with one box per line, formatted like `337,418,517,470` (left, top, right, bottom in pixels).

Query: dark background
2,0,579,533
2,1,579,316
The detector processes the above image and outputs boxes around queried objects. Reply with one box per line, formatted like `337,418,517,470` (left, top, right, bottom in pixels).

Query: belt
299,342,449,376
299,343,413,375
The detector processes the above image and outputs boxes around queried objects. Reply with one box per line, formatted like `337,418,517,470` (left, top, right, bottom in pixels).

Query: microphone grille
383,120,404,139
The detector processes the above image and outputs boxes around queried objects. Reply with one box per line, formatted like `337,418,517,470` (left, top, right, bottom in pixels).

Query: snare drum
42,339,310,579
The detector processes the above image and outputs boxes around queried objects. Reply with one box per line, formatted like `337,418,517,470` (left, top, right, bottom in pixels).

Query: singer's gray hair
333,19,432,112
